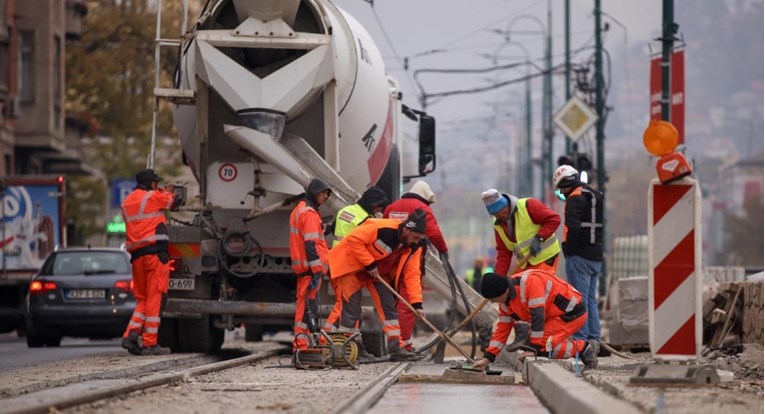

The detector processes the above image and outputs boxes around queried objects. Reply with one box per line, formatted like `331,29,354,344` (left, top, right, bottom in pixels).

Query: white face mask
374,212,383,218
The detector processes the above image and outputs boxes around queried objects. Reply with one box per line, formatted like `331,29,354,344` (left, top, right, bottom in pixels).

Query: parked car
24,247,135,347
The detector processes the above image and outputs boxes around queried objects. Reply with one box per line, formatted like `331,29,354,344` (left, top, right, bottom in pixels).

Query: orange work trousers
526,254,559,274
123,254,169,348
536,312,588,359
336,272,403,352
293,275,321,351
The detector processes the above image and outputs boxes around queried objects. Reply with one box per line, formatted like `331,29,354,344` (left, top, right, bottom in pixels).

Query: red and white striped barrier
647,177,702,360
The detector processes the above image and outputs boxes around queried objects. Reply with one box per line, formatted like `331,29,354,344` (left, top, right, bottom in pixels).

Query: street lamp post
497,12,552,199
482,40,535,197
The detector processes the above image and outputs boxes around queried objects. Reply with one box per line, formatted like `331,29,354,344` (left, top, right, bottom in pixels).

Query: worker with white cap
552,165,604,345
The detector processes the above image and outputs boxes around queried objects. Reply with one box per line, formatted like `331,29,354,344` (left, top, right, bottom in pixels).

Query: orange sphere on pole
643,120,679,157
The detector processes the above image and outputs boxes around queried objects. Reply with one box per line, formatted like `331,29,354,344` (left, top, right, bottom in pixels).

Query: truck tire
177,316,223,353
158,317,179,351
244,324,264,342
360,329,386,357
44,335,61,347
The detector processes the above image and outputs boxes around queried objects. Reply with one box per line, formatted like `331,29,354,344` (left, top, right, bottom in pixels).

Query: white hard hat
552,165,579,188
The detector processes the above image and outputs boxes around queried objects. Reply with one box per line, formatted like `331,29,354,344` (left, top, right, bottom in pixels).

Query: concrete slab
398,362,518,385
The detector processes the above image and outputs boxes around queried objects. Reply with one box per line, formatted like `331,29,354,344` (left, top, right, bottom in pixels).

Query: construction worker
121,169,177,356
383,180,447,352
553,165,604,344
289,178,332,352
324,186,389,332
328,210,429,362
481,188,561,274
472,272,599,370
464,257,488,292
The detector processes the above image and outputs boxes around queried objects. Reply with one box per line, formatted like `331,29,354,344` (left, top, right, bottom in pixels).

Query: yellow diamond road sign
553,96,598,142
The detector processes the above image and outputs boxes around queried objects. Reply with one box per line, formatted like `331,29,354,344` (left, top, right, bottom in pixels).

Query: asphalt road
0,334,122,372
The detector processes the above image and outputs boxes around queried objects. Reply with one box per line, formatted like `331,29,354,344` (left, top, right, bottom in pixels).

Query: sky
331,0,665,191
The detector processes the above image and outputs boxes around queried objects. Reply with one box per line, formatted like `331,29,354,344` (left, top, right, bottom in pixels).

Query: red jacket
383,194,447,254
494,198,560,276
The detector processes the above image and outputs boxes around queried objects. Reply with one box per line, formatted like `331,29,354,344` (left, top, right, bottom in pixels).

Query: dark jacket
563,183,603,261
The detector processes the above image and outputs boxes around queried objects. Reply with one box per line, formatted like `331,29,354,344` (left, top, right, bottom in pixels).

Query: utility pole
541,0,553,200
564,0,572,154
525,81,533,196
594,0,607,294
661,0,676,121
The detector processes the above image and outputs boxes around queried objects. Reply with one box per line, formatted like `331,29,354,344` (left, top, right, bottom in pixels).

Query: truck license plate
66,289,106,299
168,278,195,291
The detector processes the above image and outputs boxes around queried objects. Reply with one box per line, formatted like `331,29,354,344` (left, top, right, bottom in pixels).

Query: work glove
158,251,170,264
529,236,544,257
367,267,381,280
308,272,323,291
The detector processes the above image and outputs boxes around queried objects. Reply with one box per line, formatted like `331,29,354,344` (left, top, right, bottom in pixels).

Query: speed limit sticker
218,163,238,182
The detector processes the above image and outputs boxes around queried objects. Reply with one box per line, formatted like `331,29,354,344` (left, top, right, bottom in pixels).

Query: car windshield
39,251,130,276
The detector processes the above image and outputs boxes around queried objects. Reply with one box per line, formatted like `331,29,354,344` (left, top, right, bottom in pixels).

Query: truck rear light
114,279,133,292
30,280,57,293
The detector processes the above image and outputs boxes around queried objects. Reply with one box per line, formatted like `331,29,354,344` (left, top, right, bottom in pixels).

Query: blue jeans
566,255,602,341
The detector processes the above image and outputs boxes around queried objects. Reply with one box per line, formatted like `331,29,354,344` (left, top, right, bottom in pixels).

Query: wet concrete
367,383,549,413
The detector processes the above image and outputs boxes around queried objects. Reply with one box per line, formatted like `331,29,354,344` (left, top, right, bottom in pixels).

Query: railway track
1,345,284,414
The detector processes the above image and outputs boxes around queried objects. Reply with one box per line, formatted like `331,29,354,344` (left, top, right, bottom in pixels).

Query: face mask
555,189,566,201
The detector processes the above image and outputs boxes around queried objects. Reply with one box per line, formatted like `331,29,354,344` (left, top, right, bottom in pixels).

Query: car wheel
44,335,62,347
26,327,45,348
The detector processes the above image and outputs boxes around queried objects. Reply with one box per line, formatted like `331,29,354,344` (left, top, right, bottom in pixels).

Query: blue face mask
555,189,566,201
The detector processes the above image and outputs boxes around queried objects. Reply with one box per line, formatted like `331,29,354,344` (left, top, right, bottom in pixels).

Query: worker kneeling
473,271,599,369
328,210,429,362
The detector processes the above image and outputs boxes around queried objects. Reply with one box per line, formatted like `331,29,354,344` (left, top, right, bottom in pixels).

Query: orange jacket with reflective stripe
121,189,174,252
289,200,329,276
328,218,423,305
484,269,585,357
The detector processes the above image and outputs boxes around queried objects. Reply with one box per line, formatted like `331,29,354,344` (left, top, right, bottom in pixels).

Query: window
19,31,34,104
0,40,8,94
41,251,131,276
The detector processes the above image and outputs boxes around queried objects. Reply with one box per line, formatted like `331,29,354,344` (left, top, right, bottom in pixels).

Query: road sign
218,163,238,182
648,178,702,360
112,179,136,208
552,96,598,142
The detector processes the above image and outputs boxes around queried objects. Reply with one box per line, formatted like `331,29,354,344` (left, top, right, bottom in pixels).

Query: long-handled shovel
370,273,476,364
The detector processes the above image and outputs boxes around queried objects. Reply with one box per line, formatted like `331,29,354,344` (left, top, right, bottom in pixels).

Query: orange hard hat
643,120,679,157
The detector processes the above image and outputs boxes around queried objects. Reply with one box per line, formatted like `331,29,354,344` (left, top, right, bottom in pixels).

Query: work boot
505,322,530,352
121,331,141,356
141,345,171,356
580,339,599,369
389,347,419,362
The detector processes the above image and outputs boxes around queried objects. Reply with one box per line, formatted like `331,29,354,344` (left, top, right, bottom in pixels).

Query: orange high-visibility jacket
485,269,585,356
289,200,329,276
121,189,174,253
328,218,423,305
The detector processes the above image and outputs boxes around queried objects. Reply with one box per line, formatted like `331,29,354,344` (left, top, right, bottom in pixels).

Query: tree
65,1,194,241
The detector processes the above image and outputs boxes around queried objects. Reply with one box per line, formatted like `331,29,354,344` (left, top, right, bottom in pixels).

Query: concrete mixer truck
152,0,496,354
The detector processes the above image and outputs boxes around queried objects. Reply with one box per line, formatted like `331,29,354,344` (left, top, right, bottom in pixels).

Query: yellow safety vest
332,203,370,248
493,198,560,269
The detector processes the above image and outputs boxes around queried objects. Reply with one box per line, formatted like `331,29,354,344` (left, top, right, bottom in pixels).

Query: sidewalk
498,344,764,414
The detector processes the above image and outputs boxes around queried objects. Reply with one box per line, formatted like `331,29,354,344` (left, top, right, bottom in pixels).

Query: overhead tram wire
366,4,418,99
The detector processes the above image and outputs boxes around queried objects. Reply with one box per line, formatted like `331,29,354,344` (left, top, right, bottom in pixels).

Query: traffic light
558,153,592,173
